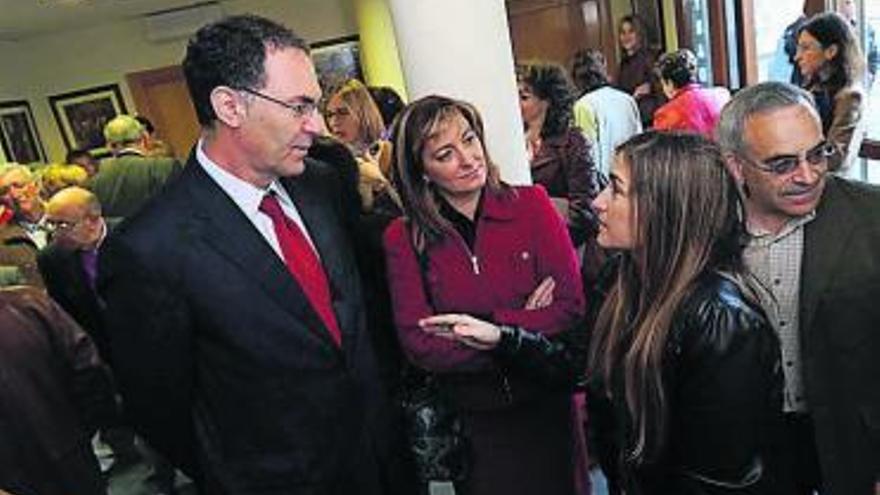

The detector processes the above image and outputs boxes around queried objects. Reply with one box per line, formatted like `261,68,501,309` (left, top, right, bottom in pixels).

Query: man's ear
723,152,745,185
210,87,247,128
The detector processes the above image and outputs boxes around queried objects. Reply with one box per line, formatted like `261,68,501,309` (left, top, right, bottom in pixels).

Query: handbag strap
408,223,436,309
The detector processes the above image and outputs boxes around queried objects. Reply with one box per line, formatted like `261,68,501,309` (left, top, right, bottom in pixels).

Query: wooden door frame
674,0,731,87
125,65,189,125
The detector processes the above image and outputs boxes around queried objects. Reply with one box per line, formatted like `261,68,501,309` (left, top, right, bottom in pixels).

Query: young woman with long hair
587,131,782,494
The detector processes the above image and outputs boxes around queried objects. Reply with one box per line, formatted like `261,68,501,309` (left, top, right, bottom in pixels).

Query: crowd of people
0,9,878,495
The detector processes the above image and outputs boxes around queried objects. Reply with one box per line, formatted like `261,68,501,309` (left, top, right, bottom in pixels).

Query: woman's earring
422,175,430,184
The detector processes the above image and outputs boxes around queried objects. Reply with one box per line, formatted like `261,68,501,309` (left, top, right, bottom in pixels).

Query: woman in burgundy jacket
383,95,586,495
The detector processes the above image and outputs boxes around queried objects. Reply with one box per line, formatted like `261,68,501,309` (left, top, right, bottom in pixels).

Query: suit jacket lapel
182,161,339,350
800,178,854,338
282,176,357,346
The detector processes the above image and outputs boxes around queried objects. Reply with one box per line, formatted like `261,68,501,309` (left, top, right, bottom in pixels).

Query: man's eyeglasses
239,88,318,119
43,218,81,234
743,141,837,175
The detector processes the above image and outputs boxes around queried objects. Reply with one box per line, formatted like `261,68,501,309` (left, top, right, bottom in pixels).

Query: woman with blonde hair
325,79,396,211
588,131,782,494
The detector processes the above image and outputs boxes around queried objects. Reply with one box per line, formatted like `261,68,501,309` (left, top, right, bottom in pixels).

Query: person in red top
383,95,586,495
652,49,730,138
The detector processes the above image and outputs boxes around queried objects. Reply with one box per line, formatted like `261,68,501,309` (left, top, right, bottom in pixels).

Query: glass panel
681,0,714,85
753,1,807,83
862,0,880,183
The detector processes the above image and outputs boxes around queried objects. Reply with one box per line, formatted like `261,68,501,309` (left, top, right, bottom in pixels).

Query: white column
387,0,531,184
353,0,408,100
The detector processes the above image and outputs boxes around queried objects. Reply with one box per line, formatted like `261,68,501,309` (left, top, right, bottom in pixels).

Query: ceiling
0,0,210,41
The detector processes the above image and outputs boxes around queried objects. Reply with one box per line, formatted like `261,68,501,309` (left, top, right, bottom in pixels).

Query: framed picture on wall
48,83,128,157
0,100,46,164
311,35,363,95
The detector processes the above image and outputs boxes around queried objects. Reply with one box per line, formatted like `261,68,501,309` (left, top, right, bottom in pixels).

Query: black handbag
399,365,469,483
399,232,470,483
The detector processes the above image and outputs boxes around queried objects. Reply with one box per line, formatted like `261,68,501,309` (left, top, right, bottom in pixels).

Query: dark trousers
766,413,823,495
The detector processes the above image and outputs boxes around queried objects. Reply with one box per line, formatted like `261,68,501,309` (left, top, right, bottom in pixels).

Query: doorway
126,65,200,161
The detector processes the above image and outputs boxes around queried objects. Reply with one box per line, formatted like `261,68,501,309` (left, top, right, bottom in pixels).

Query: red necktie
259,193,342,347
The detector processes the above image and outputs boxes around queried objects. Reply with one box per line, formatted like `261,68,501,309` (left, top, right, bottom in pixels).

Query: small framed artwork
0,100,46,164
311,35,364,95
48,83,128,157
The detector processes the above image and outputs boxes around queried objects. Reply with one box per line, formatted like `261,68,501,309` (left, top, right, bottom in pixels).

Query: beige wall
0,0,356,163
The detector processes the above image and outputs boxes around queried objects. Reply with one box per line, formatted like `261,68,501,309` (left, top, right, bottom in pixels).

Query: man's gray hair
717,81,818,157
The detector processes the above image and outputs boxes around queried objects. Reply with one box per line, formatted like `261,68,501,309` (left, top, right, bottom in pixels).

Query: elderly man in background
39,187,111,358
718,81,880,495
88,115,181,219
0,165,46,287
38,186,182,493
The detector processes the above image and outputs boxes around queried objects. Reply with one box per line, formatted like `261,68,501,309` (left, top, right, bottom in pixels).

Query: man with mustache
99,15,389,494
718,81,880,495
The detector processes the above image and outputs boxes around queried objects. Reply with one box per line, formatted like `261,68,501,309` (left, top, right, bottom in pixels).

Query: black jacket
585,272,783,495
99,155,389,494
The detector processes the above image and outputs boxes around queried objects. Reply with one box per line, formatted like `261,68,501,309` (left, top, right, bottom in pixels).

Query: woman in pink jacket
652,49,730,138
383,95,586,495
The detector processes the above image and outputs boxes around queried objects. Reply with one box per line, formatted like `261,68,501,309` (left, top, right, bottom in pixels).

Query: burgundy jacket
653,83,731,138
383,185,585,376
530,128,601,247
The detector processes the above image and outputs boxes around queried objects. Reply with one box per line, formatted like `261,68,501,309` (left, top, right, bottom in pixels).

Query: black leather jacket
589,272,783,495
491,269,783,494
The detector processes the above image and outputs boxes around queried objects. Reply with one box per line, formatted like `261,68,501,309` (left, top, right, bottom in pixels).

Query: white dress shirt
196,141,318,261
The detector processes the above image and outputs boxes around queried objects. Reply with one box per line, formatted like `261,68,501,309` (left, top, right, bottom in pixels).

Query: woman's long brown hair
587,131,749,464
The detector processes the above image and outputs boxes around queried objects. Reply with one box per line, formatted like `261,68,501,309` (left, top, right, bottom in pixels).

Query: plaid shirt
744,212,815,412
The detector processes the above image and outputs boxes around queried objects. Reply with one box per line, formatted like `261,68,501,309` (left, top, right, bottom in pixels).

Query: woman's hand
633,81,651,98
419,314,501,350
524,276,555,310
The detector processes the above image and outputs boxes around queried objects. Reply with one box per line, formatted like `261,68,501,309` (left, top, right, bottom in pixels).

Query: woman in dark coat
517,61,601,249
383,95,585,495
587,132,783,494
615,14,664,127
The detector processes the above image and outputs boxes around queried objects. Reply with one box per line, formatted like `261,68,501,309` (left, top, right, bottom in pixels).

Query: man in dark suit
99,15,388,494
38,187,109,358
38,186,179,491
718,81,880,495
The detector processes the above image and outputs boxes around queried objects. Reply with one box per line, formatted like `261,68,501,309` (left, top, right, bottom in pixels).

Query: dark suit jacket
37,243,108,361
801,176,880,494
99,154,388,494
88,151,182,219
